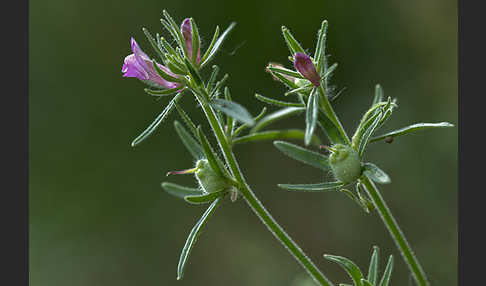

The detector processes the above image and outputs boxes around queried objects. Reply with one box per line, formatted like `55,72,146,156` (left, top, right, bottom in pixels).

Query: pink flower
122,37,181,89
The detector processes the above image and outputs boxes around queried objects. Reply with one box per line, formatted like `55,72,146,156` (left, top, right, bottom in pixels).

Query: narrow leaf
305,88,319,145
131,93,182,146
358,112,384,156
370,122,454,143
315,20,328,72
255,93,305,108
200,22,237,68
324,254,364,286
196,126,227,178
200,26,220,65
278,181,343,192
189,18,200,65
361,279,374,286
367,246,380,285
284,84,313,96
162,10,187,56
206,65,220,91
281,26,306,55
184,58,203,87
174,103,198,136
161,182,201,199
210,98,255,126
274,141,329,170
267,66,304,79
233,129,321,146
177,198,222,280
142,27,166,63
144,86,182,96
378,256,394,286
372,84,384,106
153,59,183,83
363,163,391,184
250,107,305,133
184,190,226,205
318,109,344,144
174,121,204,159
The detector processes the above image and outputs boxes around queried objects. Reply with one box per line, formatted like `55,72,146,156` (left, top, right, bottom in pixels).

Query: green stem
360,175,430,286
193,89,334,286
317,85,351,145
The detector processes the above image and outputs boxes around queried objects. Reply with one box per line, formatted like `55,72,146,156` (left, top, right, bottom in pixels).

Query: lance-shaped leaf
142,27,166,63
200,26,220,66
233,129,321,146
184,58,203,87
378,255,394,286
174,102,198,136
267,65,304,79
363,163,391,184
210,98,255,126
274,141,329,170
369,122,454,143
305,88,319,145
200,22,237,68
360,279,374,286
284,84,313,96
278,181,343,192
144,86,183,97
162,10,187,56
177,197,222,280
324,254,365,286
196,126,227,178
315,20,328,73
131,92,182,146
161,182,201,200
189,18,200,65
250,107,305,133
153,59,184,83
372,84,384,106
367,246,379,285
174,121,204,159
255,93,305,108
318,109,344,144
358,111,384,156
206,65,220,91
184,190,226,205
209,74,229,98
281,26,306,55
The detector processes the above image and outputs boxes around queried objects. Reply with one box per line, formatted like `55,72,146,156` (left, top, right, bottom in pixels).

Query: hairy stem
360,175,430,286
317,85,351,145
193,89,334,286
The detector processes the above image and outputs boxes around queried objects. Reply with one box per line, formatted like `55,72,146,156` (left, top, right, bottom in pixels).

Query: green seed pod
195,159,230,194
328,144,362,184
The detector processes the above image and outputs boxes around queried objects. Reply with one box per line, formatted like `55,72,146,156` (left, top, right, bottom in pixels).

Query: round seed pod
195,159,230,194
328,144,362,184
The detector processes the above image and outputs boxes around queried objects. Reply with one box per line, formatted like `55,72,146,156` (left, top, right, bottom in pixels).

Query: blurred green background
29,0,457,285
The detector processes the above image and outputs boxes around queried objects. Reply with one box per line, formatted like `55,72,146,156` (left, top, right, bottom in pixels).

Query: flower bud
181,18,201,64
293,53,320,87
195,159,230,193
328,144,362,184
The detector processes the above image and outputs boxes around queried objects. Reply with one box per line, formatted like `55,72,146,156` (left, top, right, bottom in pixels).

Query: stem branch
360,175,430,286
193,89,334,286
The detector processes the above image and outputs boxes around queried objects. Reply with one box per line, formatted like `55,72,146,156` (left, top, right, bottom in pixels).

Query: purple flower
293,53,320,87
181,18,200,63
122,37,181,89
